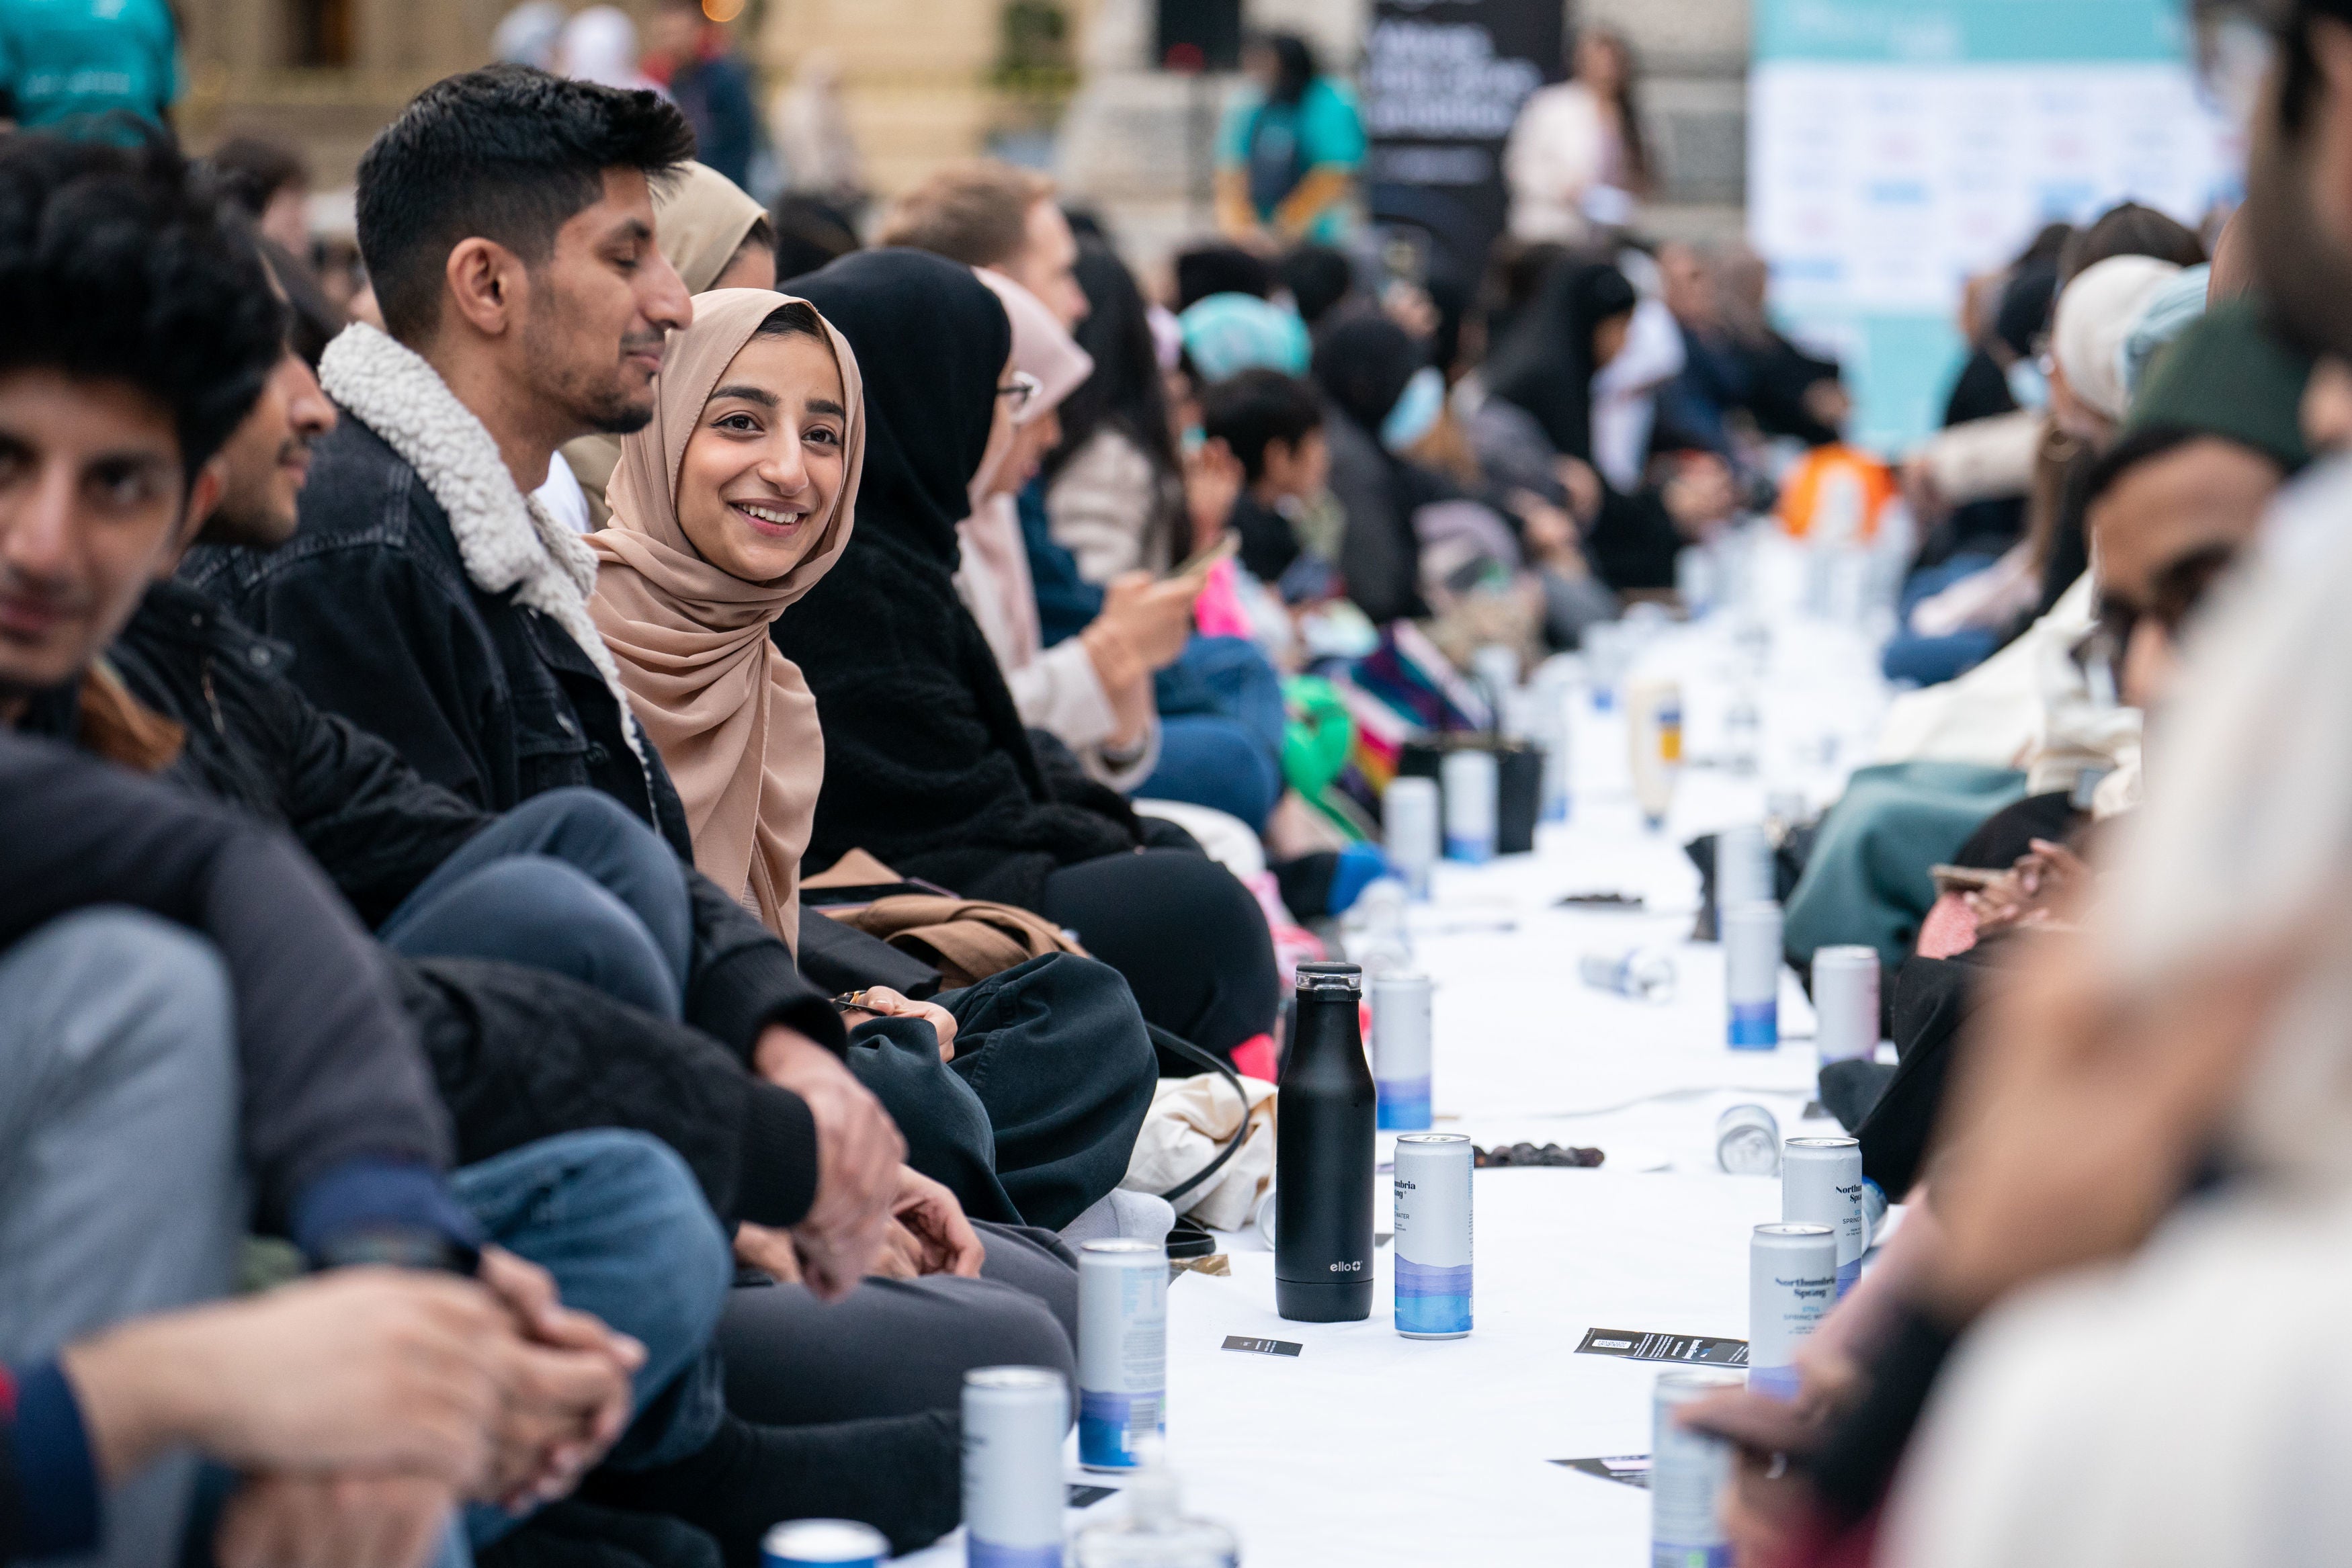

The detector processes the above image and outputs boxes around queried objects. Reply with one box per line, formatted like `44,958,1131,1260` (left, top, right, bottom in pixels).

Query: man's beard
208,435,312,548
522,305,661,439
2248,122,2352,361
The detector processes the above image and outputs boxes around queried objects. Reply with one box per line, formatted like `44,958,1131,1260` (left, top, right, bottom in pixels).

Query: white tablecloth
905,589,1896,1564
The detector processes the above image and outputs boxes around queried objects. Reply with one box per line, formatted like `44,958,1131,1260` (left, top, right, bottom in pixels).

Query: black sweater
0,729,454,1234
773,526,1140,912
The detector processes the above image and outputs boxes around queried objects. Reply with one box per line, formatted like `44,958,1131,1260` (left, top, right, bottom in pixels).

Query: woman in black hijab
777,249,1278,1060
1318,312,1617,645
1483,258,1696,591
1314,312,1451,623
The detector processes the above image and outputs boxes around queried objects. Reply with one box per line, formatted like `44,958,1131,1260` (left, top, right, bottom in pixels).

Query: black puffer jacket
110,581,837,1226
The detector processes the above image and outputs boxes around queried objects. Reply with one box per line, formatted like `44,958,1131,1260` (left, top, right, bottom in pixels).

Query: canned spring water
1714,822,1773,921
1392,1133,1472,1339
1810,946,1881,1064
1371,973,1433,1130
1580,947,1677,1004
1748,1224,1836,1401
1383,776,1440,900
1652,1370,1739,1568
1714,1103,1780,1177
1077,1240,1167,1471
962,1366,1068,1567
1782,1137,1867,1297
1722,901,1782,1049
761,1520,887,1567
1440,750,1499,863
1527,671,1573,823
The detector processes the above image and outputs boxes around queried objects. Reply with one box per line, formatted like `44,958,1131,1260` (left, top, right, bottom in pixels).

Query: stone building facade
176,0,1747,253
1056,0,1749,266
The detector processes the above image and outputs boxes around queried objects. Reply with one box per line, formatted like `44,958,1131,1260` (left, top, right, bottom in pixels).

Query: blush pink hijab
589,288,864,945
960,268,1095,661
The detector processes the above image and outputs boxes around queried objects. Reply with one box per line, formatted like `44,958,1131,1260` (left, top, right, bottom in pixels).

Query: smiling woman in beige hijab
566,162,779,523
589,288,862,943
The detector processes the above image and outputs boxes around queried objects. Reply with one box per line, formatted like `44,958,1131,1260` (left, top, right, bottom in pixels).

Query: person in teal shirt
0,0,181,130
1216,31,1364,247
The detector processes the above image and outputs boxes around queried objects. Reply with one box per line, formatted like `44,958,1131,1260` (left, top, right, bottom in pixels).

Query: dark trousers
378,788,694,1019
848,954,1159,1231
715,1221,1079,1427
1042,848,1282,1059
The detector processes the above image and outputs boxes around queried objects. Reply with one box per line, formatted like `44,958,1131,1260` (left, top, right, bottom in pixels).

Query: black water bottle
1276,960,1376,1321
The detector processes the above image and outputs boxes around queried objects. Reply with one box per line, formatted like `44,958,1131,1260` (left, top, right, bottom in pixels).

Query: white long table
907,603,1894,1564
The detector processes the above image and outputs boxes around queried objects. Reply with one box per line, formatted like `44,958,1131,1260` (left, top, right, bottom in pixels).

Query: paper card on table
1552,1456,1651,1489
1222,1334,1303,1357
1575,1327,1748,1366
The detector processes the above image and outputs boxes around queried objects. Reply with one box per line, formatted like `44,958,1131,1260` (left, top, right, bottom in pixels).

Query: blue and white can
1076,1240,1166,1472
1714,822,1773,920
1723,900,1782,1049
1652,1370,1738,1568
1747,1223,1835,1401
1811,946,1881,1064
1440,750,1498,863
1527,672,1574,824
1392,1133,1472,1339
761,1520,887,1567
1371,973,1433,1130
962,1366,1068,1566
1383,776,1440,900
1783,1137,1868,1298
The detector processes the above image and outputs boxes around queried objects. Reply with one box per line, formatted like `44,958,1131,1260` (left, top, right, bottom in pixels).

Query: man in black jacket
0,736,723,1568
176,67,941,1297
0,134,739,1565
129,79,1107,1551
180,65,706,850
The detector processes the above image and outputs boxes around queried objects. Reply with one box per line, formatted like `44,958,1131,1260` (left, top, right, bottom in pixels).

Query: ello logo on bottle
1328,1260,1364,1273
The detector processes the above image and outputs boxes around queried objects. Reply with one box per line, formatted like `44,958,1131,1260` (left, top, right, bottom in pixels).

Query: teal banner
1749,0,2232,449
1755,0,2192,66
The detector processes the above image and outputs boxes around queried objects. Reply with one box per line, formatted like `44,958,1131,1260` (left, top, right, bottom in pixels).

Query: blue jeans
378,789,694,1020
1142,636,1288,832
1882,553,2003,687
453,1129,734,1547
0,910,243,1568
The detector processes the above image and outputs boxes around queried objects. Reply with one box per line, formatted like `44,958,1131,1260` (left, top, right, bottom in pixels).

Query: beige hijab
589,288,864,944
568,163,771,519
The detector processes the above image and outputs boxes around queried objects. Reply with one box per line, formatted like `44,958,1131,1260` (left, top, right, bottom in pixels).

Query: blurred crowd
7,1,2352,1566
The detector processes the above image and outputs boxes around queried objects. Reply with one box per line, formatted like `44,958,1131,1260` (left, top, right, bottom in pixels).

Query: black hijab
773,249,1139,909
1311,313,1455,624
1483,259,1639,462
1312,312,1421,437
792,249,1010,567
